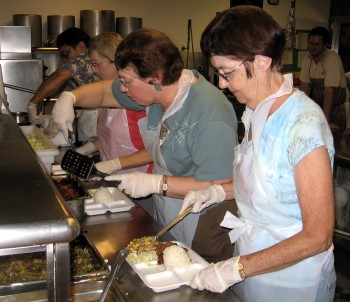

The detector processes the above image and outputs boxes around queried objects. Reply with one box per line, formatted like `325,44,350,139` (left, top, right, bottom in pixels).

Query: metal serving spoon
99,248,129,302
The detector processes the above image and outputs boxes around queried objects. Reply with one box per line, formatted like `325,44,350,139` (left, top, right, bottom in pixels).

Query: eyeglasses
90,57,113,67
118,71,142,87
59,47,72,60
214,61,244,82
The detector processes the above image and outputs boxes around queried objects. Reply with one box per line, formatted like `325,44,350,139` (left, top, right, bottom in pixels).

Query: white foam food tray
85,187,135,215
127,241,209,292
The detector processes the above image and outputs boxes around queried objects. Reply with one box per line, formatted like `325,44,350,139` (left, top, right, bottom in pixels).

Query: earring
154,83,162,91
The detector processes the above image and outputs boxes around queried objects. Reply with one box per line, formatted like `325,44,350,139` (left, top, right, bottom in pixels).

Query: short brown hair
115,28,183,85
200,6,285,76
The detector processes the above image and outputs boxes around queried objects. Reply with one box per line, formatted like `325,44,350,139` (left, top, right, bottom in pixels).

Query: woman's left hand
190,256,244,293
105,172,163,198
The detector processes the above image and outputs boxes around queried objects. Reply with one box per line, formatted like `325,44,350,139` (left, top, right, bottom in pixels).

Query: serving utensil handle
99,248,129,302
155,204,193,239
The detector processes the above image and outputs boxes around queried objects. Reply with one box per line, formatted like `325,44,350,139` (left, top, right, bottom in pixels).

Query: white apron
230,74,334,301
150,70,200,247
97,108,148,174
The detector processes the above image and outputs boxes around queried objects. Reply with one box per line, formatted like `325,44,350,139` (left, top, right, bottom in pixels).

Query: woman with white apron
230,76,335,301
181,7,336,301
75,32,151,175
52,29,238,262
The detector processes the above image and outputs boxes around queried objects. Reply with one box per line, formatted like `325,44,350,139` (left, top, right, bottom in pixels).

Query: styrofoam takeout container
85,187,135,215
127,241,209,292
20,125,59,174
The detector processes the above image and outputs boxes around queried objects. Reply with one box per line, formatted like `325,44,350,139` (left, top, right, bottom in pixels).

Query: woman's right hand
52,91,76,141
180,185,226,214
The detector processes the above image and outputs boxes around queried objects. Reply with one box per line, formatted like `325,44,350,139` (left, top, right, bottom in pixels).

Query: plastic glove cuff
61,91,76,104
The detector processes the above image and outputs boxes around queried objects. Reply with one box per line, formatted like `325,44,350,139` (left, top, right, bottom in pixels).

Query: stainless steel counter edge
0,107,80,249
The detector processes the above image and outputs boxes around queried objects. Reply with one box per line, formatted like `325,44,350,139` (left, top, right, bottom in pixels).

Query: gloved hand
95,158,122,175
43,118,60,138
27,101,44,125
52,91,76,141
75,141,97,155
190,256,244,293
179,184,226,214
105,172,163,198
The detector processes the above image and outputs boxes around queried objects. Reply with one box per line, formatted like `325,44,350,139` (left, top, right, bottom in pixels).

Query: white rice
163,245,191,270
93,187,114,205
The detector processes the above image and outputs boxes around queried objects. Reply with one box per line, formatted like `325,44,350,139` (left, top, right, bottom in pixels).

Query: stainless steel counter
80,203,241,302
0,107,80,301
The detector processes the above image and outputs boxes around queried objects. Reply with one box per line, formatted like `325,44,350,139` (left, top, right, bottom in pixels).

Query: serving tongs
61,149,109,179
155,204,194,240
67,131,75,150
99,248,129,302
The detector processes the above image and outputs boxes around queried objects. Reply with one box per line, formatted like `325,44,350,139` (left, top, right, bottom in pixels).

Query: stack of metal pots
13,14,42,48
47,15,75,47
116,17,142,38
80,10,115,38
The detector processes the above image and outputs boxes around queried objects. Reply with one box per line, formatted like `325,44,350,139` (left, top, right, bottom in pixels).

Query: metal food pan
0,280,124,302
51,175,90,201
0,233,109,295
52,175,90,220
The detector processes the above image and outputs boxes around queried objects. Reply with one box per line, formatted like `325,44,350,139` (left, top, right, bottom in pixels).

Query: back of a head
56,27,91,48
200,5,285,72
115,28,184,85
89,32,123,62
309,26,331,46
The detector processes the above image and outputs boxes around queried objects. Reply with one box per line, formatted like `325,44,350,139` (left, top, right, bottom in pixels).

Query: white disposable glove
75,141,97,155
180,184,226,214
43,118,60,138
52,91,76,141
190,256,244,293
105,172,163,198
27,101,44,125
95,158,122,175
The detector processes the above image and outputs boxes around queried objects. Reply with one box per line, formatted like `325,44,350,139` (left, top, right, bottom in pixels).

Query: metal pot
47,15,75,47
115,17,142,38
12,112,30,125
80,10,115,38
13,14,42,48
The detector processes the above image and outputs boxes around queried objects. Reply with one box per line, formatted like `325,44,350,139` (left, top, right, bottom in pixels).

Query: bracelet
237,261,246,279
162,175,168,196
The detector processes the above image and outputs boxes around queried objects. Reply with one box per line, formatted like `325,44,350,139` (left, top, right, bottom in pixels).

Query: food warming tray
0,233,109,295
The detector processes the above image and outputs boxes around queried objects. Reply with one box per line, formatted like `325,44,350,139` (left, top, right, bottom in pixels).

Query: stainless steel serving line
0,106,80,301
80,210,241,302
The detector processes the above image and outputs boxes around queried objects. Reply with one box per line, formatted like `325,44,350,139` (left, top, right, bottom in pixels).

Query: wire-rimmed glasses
214,61,244,82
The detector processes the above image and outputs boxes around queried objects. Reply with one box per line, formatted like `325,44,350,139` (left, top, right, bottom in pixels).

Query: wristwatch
162,175,168,196
237,261,246,279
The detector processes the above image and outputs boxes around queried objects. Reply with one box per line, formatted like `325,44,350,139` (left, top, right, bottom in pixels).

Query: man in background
27,27,100,143
300,26,348,132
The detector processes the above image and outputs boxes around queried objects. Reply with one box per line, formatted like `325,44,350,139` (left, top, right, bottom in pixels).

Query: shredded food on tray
26,133,44,150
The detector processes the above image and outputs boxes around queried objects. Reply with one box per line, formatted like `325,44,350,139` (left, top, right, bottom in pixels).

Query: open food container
0,233,109,297
20,125,59,174
51,175,90,221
